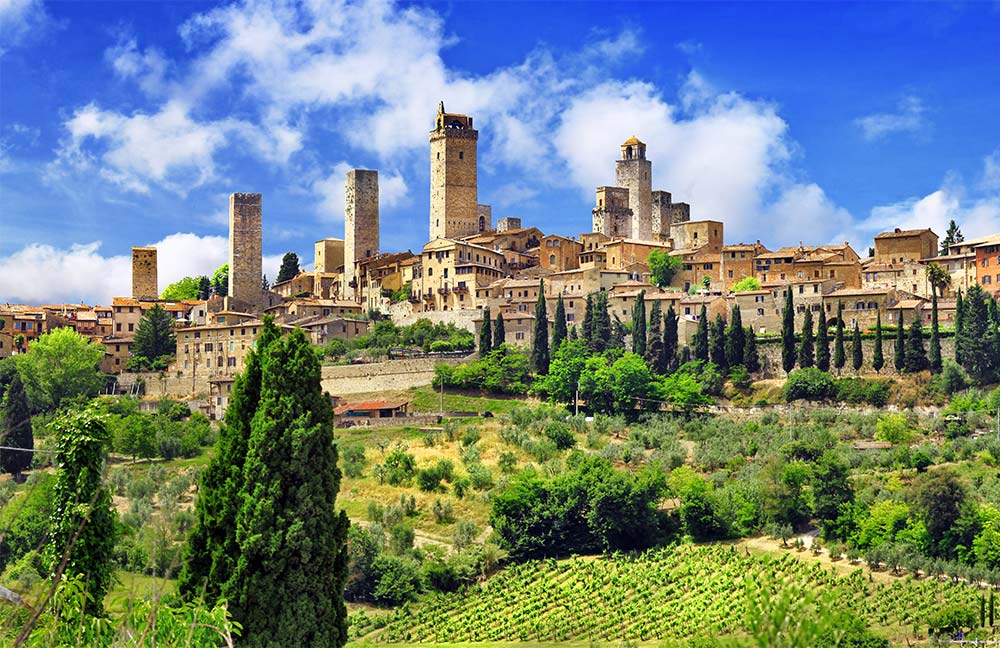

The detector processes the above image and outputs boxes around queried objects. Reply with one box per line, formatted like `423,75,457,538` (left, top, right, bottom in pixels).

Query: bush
729,365,752,390
340,443,366,478
543,421,576,450
378,449,416,486
783,368,835,401
370,554,422,605
834,377,890,406
875,413,913,444
935,360,969,395
429,340,454,352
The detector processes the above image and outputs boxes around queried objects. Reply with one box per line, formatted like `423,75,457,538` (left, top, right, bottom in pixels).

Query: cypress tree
531,281,550,374
904,319,929,373
646,300,664,374
582,293,595,348
632,290,647,357
852,323,863,373
694,304,709,362
781,287,796,374
552,294,567,354
798,308,815,368
710,313,727,370
479,307,492,355
816,311,830,371
833,302,846,374
493,311,506,347
872,311,885,373
0,362,32,479
276,251,301,283
198,275,212,300
725,304,745,368
958,285,999,384
227,329,350,647
929,292,941,373
591,292,611,353
955,290,964,365
568,325,578,341
744,327,760,374
893,309,906,373
180,319,281,602
663,303,679,372
610,314,626,351
133,303,177,364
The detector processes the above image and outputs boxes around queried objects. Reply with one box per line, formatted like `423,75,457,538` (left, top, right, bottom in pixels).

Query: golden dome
622,136,643,146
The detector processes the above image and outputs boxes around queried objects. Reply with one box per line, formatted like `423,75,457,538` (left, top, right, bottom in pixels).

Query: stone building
478,205,494,232
131,247,158,300
592,186,632,238
822,287,898,331
670,220,724,254
344,169,380,301
414,238,506,311
228,192,263,312
719,242,770,290
616,137,652,240
873,228,938,265
496,216,520,232
102,337,133,373
540,235,582,272
314,238,345,273
430,102,480,240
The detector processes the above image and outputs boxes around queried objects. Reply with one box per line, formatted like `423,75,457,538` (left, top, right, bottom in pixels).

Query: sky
1,0,999,305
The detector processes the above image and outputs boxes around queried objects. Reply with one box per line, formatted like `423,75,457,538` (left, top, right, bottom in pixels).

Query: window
515,331,525,341
205,343,213,351
128,323,134,332
757,308,764,317
728,270,734,278
985,275,993,284
228,357,237,367
116,323,122,332
459,151,464,160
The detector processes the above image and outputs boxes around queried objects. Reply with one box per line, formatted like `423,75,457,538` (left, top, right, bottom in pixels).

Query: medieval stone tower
616,136,652,241
228,192,262,311
131,246,158,300
344,169,380,299
429,102,479,239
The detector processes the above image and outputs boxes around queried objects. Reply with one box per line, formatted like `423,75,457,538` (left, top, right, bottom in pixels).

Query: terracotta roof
875,228,936,239
112,297,141,307
826,288,891,298
894,299,925,310
622,135,643,146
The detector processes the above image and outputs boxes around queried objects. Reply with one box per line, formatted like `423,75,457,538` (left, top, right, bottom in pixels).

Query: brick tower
616,136,652,241
228,193,262,311
429,102,478,240
344,169,380,300
131,246,158,300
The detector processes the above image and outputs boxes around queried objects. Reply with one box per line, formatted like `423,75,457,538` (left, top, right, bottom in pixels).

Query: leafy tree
632,290,647,357
161,276,201,300
833,302,846,374
197,275,212,300
551,294,567,354
658,371,712,415
852,324,863,373
815,311,830,371
812,451,854,541
493,311,505,347
15,327,103,412
179,319,280,602
797,308,815,368
0,361,32,478
693,304,709,362
781,288,795,374
579,353,653,414
925,262,951,298
115,413,157,462
45,405,117,612
731,276,762,292
479,307,492,354
276,252,301,283
893,309,905,373
212,263,229,297
535,339,590,404
663,303,678,372
647,249,681,288
646,300,664,373
872,311,885,373
903,319,929,373
957,285,999,384
927,292,941,373
912,468,970,558
940,219,964,255
783,367,835,401
743,328,760,374
531,280,549,374
132,303,176,368
709,314,727,370
725,304,745,369
227,328,350,647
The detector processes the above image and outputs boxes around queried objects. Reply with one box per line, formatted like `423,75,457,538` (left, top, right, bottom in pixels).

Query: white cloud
855,95,927,141
0,0,48,55
489,182,540,210
862,188,1000,242
982,149,1000,191
105,37,171,97
311,163,408,222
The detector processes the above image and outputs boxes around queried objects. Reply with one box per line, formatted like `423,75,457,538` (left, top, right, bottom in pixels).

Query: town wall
321,356,467,395
755,337,956,379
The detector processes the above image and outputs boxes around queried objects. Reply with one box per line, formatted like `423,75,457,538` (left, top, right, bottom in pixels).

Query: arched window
549,254,556,265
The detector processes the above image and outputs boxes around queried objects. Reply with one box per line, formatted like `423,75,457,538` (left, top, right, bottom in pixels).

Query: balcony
438,286,451,295
422,291,435,300
453,284,468,294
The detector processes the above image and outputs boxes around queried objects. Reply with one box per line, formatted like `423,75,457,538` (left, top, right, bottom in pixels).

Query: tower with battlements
228,193,262,311
430,102,479,240
616,136,652,241
131,247,158,300
344,169,380,300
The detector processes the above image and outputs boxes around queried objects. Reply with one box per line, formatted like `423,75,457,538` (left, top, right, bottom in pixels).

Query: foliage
276,251,301,283
645,299,664,373
131,304,177,369
894,310,906,373
744,328,760,374
0,360,33,476
956,285,999,385
731,276,762,292
903,320,929,373
551,295,567,354
663,303,679,373
579,352,654,414
694,304,709,362
833,302,846,373
725,305,745,369
815,312,830,371
874,413,913,444
533,338,589,404
941,219,964,255
833,377,889,406
929,291,942,373
211,263,229,297
0,472,54,571
435,346,532,395
493,311,505,347
783,368,834,401
648,249,682,288
15,327,104,411
160,276,201,300
852,324,863,372
911,467,971,558
657,372,712,415
872,312,885,373
797,308,815,369
531,280,549,374
781,288,795,374
632,290,647,358
709,313,727,370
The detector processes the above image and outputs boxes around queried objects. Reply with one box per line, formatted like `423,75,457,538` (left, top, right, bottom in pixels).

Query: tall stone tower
131,247,158,300
228,193,262,311
344,170,379,300
616,137,652,241
429,102,478,240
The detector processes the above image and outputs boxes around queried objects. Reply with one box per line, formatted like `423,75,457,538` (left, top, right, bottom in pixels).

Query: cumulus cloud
982,149,1000,191
0,0,49,55
855,95,927,141
861,189,1000,242
312,162,408,222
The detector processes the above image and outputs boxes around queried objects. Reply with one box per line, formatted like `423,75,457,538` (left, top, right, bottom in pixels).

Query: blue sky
2,0,999,304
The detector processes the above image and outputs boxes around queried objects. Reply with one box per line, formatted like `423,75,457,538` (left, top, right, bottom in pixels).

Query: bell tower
429,102,479,240
615,136,652,241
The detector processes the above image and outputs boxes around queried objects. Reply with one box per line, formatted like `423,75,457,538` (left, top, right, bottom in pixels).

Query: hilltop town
2,102,998,417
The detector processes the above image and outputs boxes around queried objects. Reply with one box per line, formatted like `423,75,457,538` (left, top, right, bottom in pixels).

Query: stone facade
616,137,652,241
592,186,632,238
430,102,478,240
670,220,724,254
228,193,262,311
496,216,521,232
131,247,158,300
477,205,493,232
345,169,380,301
540,234,582,272
873,228,938,264
414,238,505,311
314,238,345,273
651,191,687,241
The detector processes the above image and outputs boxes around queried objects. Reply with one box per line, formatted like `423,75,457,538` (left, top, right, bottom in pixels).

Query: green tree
852,324,863,373
709,313,727,370
893,309,905,373
534,338,589,404
903,320,929,373
276,252,301,283
45,405,117,612
645,300,664,373
212,263,229,297
957,285,999,384
797,308,815,369
731,276,762,292
815,311,830,372
812,451,854,541
955,290,965,365
912,467,970,558
551,294,567,354
0,361,32,478
833,302,846,374
479,307,492,354
531,281,549,374
116,413,157,462
725,304,745,369
632,290,647,357
940,219,963,255
929,291,942,373
743,328,760,374
591,291,612,353
663,303,678,372
15,327,104,412
132,303,177,367
693,304,709,362
872,311,885,373
179,319,280,602
197,275,212,300
161,276,201,300
781,288,796,374
493,311,505,347
581,293,594,348
647,249,681,288
227,328,350,647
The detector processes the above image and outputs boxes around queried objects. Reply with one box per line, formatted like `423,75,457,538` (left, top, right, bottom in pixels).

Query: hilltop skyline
2,0,1000,304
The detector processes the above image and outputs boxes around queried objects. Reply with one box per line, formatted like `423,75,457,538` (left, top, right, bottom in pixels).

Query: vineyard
348,544,982,644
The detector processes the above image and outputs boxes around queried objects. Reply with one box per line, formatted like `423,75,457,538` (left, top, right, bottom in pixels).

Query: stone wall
345,170,379,298
755,336,956,379
430,122,478,240
131,247,158,300
321,356,467,395
228,193,262,310
616,156,652,240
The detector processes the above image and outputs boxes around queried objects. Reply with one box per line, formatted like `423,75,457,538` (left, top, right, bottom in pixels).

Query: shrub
379,449,416,486
543,421,576,450
370,555,422,605
834,377,889,406
340,443,366,478
453,520,479,551
875,413,913,444
729,365,752,390
783,368,835,401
